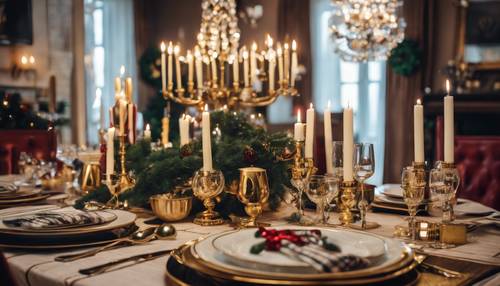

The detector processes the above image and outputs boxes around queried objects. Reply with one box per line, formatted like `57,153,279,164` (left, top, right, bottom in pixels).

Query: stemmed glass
429,166,460,248
304,175,328,224
324,174,340,224
331,141,344,179
401,166,426,241
353,143,375,229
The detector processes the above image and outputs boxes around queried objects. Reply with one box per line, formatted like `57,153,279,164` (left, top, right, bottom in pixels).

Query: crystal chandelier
329,0,406,62
160,0,299,110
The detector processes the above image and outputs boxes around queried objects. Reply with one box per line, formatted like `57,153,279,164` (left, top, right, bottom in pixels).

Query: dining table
1,175,499,286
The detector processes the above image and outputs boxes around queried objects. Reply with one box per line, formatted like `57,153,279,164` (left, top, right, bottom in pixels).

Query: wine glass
304,175,327,224
401,166,425,241
353,143,376,229
331,141,343,179
324,174,340,224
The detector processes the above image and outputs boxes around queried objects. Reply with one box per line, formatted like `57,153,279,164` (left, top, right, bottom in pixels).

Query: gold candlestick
290,140,317,218
117,135,135,192
339,180,357,225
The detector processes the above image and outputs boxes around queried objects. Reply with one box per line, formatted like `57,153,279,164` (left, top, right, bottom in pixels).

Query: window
311,0,386,185
84,0,137,146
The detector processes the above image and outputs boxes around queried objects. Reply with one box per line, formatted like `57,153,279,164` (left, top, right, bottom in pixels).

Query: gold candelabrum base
339,180,357,225
291,141,317,180
117,135,135,193
192,169,225,226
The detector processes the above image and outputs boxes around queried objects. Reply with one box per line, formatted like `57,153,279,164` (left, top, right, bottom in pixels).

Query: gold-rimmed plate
173,241,418,285
0,194,50,206
0,208,136,236
191,228,415,281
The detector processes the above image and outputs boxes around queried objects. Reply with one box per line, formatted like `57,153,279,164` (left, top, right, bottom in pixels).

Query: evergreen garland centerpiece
76,111,294,217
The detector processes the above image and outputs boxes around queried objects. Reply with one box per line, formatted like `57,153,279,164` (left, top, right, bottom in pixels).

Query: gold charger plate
0,209,136,236
173,244,419,285
0,194,49,205
193,230,415,281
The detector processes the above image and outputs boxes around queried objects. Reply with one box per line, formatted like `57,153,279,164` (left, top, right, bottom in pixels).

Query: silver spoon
55,227,157,262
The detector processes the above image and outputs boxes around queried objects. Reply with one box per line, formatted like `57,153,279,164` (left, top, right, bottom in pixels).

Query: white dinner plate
454,199,496,216
377,184,403,199
0,207,135,236
194,227,408,276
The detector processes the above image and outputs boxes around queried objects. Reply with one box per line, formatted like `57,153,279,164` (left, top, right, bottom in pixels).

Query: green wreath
388,39,421,76
139,46,162,88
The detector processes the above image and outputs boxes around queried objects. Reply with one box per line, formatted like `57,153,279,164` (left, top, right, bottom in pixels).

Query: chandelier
160,0,299,110
329,0,406,62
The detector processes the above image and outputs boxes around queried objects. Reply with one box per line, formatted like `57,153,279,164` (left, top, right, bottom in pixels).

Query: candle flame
297,109,301,123
292,40,297,51
267,35,273,48
21,56,28,65
174,45,180,55
186,50,193,61
445,79,450,94
284,43,289,50
146,123,150,131
120,65,125,76
309,103,313,109
252,42,257,51
194,46,201,58
204,104,208,111
167,42,173,54
223,104,228,110
160,41,166,52
242,50,249,59
29,56,35,64
417,99,421,105
277,46,282,55
327,100,331,110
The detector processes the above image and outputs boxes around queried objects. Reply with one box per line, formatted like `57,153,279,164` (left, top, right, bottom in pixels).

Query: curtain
277,0,312,111
383,0,436,183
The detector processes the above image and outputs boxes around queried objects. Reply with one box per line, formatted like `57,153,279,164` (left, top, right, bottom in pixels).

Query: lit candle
106,127,115,181
179,114,190,147
414,99,424,163
291,40,298,87
144,124,151,141
284,43,290,82
243,49,249,87
324,101,333,174
167,42,173,88
174,45,182,89
194,46,203,89
343,103,354,181
444,79,454,163
160,42,166,94
305,103,315,158
186,50,193,84
202,105,213,171
294,109,305,141
250,42,257,85
269,55,275,91
277,43,283,83
232,53,239,85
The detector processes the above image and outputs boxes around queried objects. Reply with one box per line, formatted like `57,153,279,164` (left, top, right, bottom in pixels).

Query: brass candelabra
339,180,357,225
290,140,317,217
117,135,135,193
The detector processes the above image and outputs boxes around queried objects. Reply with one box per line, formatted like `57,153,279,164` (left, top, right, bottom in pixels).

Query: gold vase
237,167,269,227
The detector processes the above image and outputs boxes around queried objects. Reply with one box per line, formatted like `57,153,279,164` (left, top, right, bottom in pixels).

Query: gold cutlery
414,254,463,278
55,224,176,262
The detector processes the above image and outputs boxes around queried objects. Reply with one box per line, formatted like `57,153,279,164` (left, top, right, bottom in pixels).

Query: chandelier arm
162,91,203,106
239,94,279,107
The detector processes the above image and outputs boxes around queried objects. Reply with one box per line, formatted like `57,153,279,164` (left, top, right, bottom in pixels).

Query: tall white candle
268,53,275,91
160,42,166,94
414,99,424,163
305,103,315,158
232,53,239,84
186,50,193,84
243,49,249,87
211,55,218,82
250,42,257,84
444,80,454,163
144,124,151,141
291,40,298,87
202,105,213,171
294,109,305,141
194,46,203,89
343,105,354,181
277,44,283,83
284,43,290,82
324,101,333,174
174,45,182,89
114,77,121,94
106,127,115,181
179,114,190,146
167,42,173,87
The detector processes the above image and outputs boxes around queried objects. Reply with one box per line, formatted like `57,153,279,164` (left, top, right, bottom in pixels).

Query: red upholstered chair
0,129,57,175
454,136,500,210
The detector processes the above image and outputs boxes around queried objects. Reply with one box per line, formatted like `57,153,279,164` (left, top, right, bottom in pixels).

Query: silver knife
79,249,172,275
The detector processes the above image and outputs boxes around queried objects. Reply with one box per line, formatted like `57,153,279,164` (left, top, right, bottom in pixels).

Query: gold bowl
150,194,192,222
41,176,64,191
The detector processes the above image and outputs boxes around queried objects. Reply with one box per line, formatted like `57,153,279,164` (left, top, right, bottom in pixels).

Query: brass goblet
192,169,225,226
237,167,270,228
